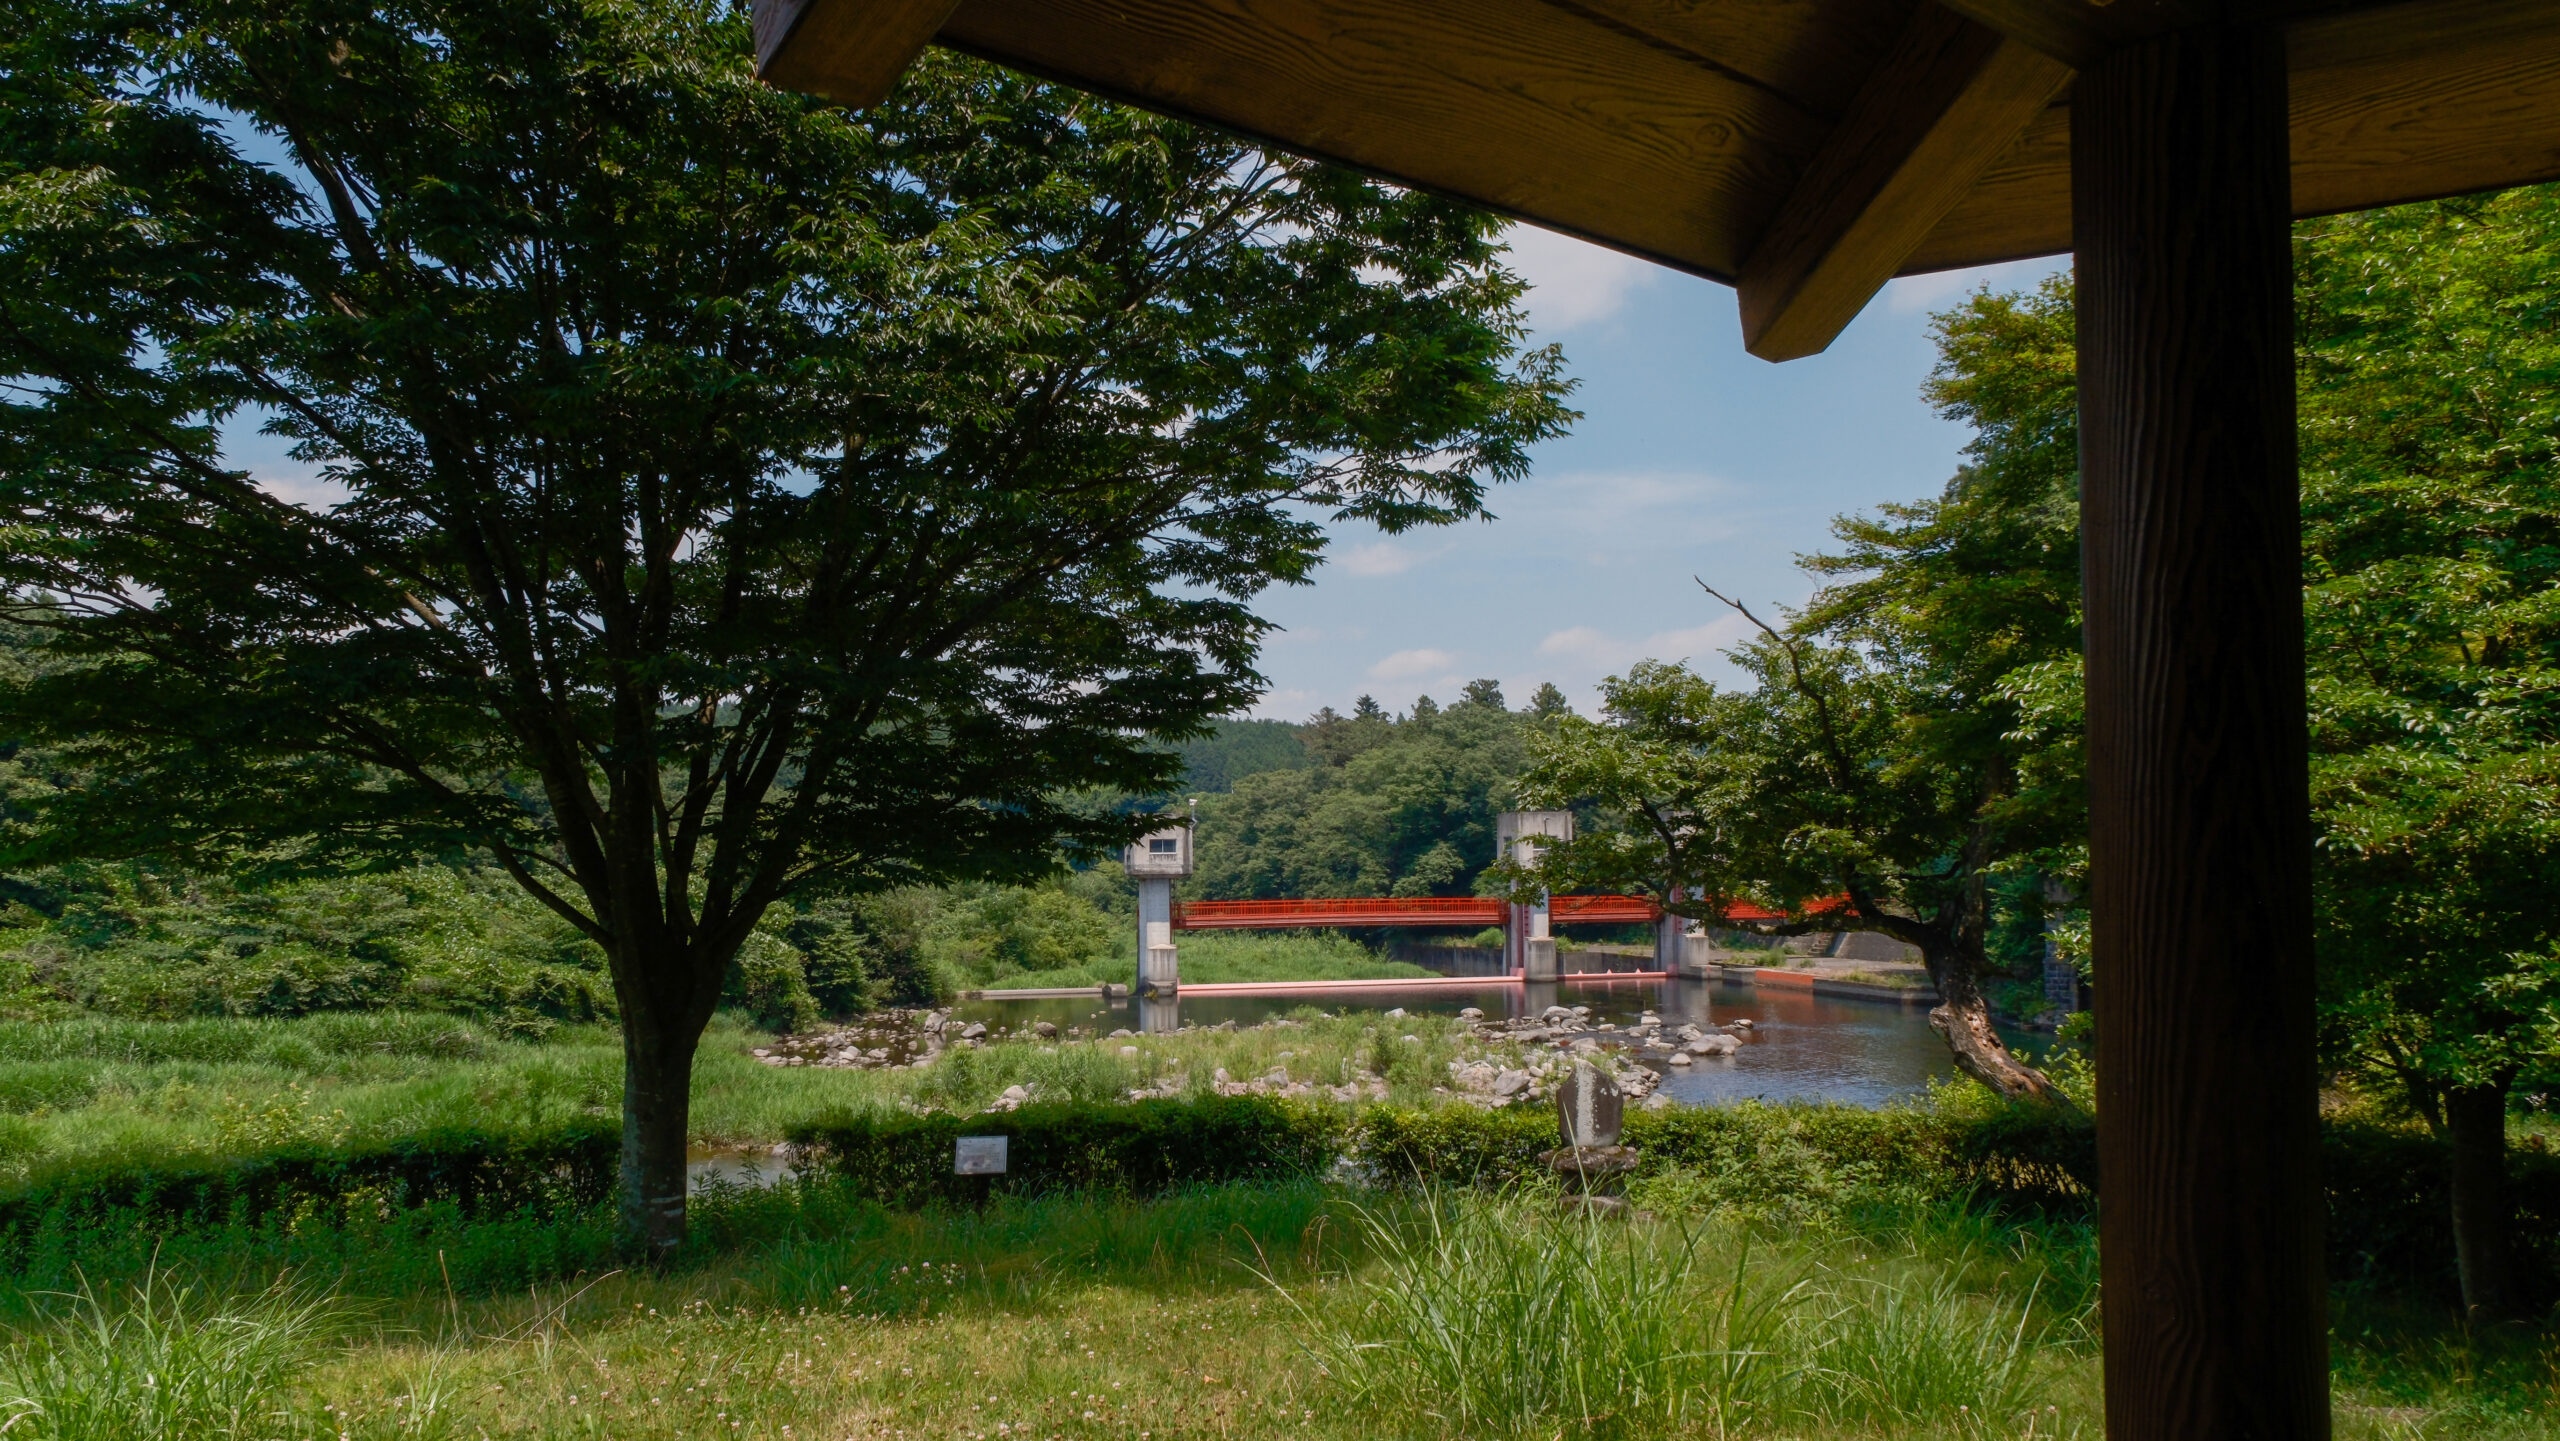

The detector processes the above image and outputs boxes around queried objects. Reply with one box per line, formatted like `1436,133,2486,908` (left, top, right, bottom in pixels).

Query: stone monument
1543,1059,1638,1209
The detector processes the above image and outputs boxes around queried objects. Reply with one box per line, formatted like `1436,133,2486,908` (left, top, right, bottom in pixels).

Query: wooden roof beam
755,0,955,105
1736,3,2071,361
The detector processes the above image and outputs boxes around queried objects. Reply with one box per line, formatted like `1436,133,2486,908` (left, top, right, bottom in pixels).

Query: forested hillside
1191,682,1570,900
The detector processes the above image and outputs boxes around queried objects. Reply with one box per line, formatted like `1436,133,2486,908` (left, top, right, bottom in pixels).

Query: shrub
2322,1119,2560,1307
0,1118,617,1259
786,1096,1348,1207
725,932,822,1034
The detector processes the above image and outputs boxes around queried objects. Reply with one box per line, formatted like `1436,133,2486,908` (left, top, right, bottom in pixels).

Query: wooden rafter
1736,2,2070,360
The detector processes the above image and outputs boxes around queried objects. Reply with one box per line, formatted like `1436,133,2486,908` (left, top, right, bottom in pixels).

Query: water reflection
951,978,2042,1110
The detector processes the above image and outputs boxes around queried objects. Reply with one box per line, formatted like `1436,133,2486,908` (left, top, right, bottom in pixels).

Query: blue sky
1248,233,2066,720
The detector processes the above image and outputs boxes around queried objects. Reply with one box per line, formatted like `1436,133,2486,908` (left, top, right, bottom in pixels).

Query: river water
949,977,2044,1111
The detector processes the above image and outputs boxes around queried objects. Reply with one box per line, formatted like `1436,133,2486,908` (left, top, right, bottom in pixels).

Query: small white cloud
1537,626,1609,658
1533,616,1750,675
1503,224,1661,334
1333,540,1443,578
1884,256,2069,315
1247,687,1316,720
1368,647,1460,682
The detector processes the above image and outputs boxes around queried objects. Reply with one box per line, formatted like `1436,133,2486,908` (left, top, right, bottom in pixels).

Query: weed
0,1266,339,1440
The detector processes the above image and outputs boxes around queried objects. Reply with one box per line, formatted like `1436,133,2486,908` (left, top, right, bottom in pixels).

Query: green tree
2295,186,2560,1320
0,0,1571,1252
1517,633,2068,1102
1514,283,2083,1102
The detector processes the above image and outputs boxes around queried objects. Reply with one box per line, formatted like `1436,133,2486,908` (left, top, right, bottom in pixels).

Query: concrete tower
1125,810,1194,996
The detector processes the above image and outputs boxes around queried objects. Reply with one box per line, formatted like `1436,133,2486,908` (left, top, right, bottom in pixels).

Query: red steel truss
1169,894,1837,931
1171,897,1502,930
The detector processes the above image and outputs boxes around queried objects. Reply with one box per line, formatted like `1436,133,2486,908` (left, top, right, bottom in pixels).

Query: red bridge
1169,894,1800,930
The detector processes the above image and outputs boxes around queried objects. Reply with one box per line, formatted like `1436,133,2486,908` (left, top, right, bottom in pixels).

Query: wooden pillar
2073,24,2329,1441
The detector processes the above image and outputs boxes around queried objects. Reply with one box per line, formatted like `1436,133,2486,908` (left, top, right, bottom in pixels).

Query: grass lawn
0,1012,2549,1439
1,1179,2549,1441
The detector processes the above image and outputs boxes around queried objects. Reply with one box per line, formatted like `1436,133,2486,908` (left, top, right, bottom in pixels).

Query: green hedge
792,1097,2558,1305
5,1094,2547,1310
0,1118,618,1253
786,1097,2097,1213
786,1096,1348,1208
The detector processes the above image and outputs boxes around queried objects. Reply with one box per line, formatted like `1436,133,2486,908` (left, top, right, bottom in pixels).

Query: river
949,976,2048,1110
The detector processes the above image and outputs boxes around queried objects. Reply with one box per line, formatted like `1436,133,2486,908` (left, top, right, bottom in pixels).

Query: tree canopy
0,0,1572,1251
2295,185,2560,1318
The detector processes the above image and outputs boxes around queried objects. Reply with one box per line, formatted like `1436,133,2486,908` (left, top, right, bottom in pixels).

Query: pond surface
951,977,2046,1111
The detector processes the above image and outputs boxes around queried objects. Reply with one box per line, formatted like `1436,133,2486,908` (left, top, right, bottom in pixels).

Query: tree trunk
621,1012,700,1261
1921,945,2068,1104
2445,1082,2515,1323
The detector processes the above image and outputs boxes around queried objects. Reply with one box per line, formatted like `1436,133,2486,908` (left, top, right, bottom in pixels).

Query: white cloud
1883,256,2070,315
1537,626,1610,659
1503,223,1661,334
1367,647,1460,682
1534,615,1751,675
1246,687,1317,720
1333,540,1445,578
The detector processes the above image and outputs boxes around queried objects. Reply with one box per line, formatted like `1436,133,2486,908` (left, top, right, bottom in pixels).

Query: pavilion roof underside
758,0,2560,358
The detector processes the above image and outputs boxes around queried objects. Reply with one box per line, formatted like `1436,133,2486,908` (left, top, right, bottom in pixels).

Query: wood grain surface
2074,25,2330,1441
1909,0,2560,273
936,0,1831,282
756,0,960,106
1738,2,2069,358
1553,0,1912,119
758,0,2560,297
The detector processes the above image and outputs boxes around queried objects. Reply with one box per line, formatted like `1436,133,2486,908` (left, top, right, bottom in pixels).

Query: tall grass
0,1012,490,1068
1309,1190,2072,1440
0,1267,340,1440
1312,1194,1796,1439
1791,1266,2046,1431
